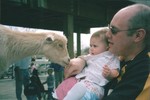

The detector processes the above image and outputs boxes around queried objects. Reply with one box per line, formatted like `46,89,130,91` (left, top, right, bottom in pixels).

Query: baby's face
89,37,108,55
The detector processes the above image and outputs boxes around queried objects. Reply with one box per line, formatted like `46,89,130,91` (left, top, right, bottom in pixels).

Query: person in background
24,75,40,100
14,57,31,100
30,62,37,74
31,68,45,100
43,68,55,100
65,4,150,100
50,63,64,87
56,27,120,100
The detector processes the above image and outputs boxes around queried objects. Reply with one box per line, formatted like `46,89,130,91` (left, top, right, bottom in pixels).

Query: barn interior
0,0,150,57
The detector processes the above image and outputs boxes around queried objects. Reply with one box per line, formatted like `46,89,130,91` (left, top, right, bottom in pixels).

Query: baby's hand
102,65,111,79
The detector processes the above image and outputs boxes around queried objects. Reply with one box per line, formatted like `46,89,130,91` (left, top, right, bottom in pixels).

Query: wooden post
0,0,1,23
63,14,74,58
76,30,81,57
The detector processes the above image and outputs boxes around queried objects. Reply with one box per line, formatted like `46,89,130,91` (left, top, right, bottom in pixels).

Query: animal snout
62,57,70,67
66,57,70,64
68,58,70,62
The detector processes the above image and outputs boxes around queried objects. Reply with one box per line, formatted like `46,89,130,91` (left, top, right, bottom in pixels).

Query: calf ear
45,35,54,44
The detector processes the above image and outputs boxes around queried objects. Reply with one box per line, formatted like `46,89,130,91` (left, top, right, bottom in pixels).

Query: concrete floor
0,75,47,100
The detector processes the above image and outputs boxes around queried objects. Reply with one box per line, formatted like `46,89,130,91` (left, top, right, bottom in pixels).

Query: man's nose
106,31,112,39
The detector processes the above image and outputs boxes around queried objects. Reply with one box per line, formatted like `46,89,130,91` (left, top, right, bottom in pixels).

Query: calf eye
58,44,63,48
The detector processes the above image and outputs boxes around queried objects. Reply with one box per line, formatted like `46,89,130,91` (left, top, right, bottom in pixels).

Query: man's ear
134,29,146,42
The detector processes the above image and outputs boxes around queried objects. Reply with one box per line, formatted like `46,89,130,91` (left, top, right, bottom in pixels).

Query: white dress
75,51,120,98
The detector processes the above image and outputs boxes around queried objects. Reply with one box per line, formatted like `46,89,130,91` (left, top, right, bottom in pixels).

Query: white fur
0,25,70,74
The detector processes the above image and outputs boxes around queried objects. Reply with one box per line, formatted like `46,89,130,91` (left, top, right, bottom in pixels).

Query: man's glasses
108,24,140,35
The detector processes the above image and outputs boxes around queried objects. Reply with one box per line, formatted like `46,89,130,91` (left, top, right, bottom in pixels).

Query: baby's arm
64,57,86,78
102,65,119,80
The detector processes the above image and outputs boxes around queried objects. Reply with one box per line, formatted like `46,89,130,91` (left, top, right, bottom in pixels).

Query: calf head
42,33,70,67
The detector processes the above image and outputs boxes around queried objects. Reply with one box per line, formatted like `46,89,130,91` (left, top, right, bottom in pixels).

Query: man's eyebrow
110,25,118,29
109,25,118,30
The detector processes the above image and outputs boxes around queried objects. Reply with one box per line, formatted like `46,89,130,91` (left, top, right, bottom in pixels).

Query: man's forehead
111,11,133,29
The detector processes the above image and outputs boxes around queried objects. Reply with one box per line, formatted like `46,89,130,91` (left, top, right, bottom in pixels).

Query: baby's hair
91,27,109,46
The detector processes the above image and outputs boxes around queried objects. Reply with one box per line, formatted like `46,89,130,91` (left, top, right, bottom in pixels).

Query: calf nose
68,58,70,62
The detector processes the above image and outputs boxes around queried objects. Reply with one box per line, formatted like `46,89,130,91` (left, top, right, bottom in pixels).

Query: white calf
0,25,70,74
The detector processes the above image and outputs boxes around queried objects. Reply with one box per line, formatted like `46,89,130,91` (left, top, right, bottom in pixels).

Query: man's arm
103,60,150,100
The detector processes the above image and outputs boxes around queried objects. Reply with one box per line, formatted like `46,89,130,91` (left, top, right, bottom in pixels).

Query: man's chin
109,49,118,55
